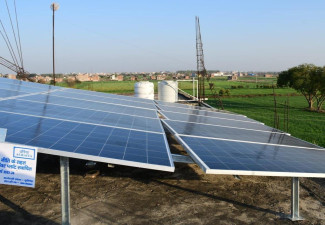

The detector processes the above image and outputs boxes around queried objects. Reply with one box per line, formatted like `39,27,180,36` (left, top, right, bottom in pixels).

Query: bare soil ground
0,135,324,225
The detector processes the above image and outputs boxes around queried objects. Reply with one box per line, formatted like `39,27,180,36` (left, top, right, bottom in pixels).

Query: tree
277,64,319,110
314,67,325,111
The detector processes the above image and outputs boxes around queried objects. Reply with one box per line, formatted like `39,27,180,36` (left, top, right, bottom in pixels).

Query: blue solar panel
178,136,325,177
19,93,158,119
0,83,43,94
52,90,156,110
157,105,258,122
0,111,174,171
0,77,62,91
0,88,29,98
156,100,234,113
163,120,319,149
160,111,277,132
0,79,174,171
0,99,162,133
63,87,154,104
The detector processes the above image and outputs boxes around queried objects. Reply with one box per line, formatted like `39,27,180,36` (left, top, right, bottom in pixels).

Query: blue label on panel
13,147,36,160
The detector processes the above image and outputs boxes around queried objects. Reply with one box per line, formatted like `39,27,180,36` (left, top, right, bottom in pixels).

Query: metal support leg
0,128,7,142
60,157,70,225
288,177,304,221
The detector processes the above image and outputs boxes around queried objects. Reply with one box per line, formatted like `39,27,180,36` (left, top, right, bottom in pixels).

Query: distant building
90,75,100,81
76,73,90,81
211,72,224,77
264,74,273,78
150,75,156,80
184,76,190,80
44,76,53,82
157,75,165,80
117,75,124,81
228,75,238,81
130,76,136,81
55,78,63,83
7,74,16,79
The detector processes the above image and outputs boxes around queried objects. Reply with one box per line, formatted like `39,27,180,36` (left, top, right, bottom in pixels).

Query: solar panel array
156,101,325,178
0,78,174,172
1,77,324,178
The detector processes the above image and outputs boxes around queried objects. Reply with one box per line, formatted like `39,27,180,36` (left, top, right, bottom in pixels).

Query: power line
0,19,19,66
13,0,23,69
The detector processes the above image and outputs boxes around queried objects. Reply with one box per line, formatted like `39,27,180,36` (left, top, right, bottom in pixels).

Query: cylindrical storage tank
158,80,178,103
134,81,154,100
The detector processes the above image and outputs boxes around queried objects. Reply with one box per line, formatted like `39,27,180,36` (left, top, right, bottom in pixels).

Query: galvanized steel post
289,177,303,221
60,156,70,225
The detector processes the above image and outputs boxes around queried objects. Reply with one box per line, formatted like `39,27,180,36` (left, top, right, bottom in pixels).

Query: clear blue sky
0,0,325,74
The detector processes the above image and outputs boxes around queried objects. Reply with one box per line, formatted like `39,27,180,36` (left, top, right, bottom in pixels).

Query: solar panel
18,94,158,119
0,99,162,133
159,110,277,131
177,136,325,177
0,78,174,172
0,77,62,91
162,119,320,148
0,111,173,171
156,100,236,114
157,104,258,123
63,87,154,104
52,90,156,110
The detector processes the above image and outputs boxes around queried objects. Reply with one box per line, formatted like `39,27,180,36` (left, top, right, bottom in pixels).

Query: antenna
195,16,207,102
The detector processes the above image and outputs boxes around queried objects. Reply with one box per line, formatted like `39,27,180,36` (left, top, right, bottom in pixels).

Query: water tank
158,80,178,103
134,81,154,100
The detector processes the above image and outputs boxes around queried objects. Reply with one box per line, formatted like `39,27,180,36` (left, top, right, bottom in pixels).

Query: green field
207,96,325,147
178,77,298,96
58,78,325,147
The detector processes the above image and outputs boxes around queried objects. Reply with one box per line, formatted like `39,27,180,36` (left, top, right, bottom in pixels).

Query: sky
0,0,325,74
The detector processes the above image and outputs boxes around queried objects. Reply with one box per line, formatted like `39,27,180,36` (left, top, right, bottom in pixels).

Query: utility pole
50,2,59,86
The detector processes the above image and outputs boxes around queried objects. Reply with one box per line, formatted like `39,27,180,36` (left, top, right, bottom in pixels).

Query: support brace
60,156,70,225
171,154,195,164
288,177,304,221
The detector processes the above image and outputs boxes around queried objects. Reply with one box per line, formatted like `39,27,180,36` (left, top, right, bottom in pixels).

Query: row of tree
277,64,325,111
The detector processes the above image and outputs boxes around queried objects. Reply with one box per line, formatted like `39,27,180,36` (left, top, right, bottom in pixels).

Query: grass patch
207,96,325,147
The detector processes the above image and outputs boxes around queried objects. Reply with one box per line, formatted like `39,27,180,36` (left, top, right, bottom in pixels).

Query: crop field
207,96,325,147
58,77,325,148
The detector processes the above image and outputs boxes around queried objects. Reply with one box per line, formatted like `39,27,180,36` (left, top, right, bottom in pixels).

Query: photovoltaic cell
63,88,154,104
52,90,156,110
157,104,258,123
160,110,276,131
163,120,319,149
156,100,236,114
0,77,62,91
0,78,175,171
18,94,158,119
0,99,162,133
178,136,325,177
0,111,173,171
0,88,29,99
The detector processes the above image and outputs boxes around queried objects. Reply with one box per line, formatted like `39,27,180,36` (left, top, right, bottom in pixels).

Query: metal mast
195,16,207,102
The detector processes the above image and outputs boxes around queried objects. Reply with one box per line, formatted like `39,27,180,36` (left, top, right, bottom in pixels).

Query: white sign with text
0,143,38,188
